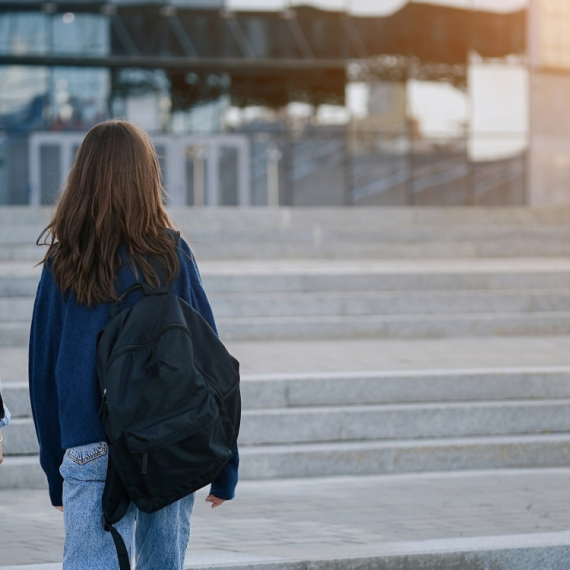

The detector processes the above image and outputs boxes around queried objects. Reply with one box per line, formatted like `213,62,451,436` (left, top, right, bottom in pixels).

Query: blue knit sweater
28,236,239,507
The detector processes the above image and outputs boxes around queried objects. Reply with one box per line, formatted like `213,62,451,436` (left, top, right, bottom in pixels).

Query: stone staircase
5,368,570,486
7,259,570,343
3,206,570,489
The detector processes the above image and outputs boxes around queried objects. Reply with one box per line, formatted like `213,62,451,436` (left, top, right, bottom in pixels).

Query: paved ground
2,468,570,567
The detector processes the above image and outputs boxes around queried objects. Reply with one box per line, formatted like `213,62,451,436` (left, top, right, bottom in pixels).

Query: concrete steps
216,311,570,341
6,308,570,344
8,260,570,294
210,289,570,318
4,206,570,262
240,399,570,444
4,206,570,489
9,367,570,417
7,258,570,342
1,381,29,417
8,398,570,454
239,433,570,479
11,240,570,262
5,433,570,489
9,289,570,321
5,368,570,489
5,206,570,566
7,367,570,414
0,322,29,346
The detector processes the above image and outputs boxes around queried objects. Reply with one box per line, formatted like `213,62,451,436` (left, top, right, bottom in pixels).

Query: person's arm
177,237,239,505
28,263,66,507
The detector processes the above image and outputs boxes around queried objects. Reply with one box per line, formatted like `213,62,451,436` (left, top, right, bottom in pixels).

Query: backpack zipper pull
141,453,148,474
98,389,108,421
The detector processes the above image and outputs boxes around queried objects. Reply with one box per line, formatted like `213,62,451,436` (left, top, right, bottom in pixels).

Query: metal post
60,139,72,196
237,138,251,207
266,142,281,207
405,81,415,206
407,131,415,206
465,130,475,205
343,126,353,206
29,135,41,205
207,143,220,206
166,139,186,205
193,146,206,207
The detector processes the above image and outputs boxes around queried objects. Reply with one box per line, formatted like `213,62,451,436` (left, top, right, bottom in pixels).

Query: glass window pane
50,68,110,129
52,13,109,56
0,65,49,130
0,13,49,56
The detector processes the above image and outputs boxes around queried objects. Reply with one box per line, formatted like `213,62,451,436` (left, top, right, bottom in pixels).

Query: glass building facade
0,0,529,207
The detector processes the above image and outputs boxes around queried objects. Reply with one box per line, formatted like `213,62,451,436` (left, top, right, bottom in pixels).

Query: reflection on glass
49,68,110,130
0,66,49,130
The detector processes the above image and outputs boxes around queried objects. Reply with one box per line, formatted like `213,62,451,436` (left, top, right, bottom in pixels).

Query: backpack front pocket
121,394,233,510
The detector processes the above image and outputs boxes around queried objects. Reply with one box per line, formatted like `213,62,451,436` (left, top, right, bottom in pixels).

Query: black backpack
96,229,241,569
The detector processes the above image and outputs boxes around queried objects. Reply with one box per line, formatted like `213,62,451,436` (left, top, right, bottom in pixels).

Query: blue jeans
59,441,195,570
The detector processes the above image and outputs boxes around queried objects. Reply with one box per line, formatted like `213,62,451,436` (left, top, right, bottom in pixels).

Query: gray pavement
2,468,570,568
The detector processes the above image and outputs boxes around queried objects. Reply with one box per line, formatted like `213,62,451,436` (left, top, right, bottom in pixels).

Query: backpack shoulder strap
102,451,132,570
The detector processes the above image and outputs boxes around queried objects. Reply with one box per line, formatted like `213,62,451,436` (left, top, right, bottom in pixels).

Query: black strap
104,521,131,570
102,454,132,569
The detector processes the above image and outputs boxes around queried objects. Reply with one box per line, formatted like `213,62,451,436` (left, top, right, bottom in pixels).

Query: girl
29,119,238,569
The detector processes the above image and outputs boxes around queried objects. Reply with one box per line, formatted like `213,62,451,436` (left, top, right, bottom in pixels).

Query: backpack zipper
103,324,191,389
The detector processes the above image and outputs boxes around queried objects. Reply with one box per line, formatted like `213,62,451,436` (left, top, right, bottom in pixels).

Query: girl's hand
205,494,225,509
54,506,63,512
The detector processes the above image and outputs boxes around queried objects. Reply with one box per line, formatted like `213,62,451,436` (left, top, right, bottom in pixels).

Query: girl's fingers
205,494,225,508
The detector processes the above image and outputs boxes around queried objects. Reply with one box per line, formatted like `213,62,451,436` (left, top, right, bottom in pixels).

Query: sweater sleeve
177,237,239,501
28,263,66,507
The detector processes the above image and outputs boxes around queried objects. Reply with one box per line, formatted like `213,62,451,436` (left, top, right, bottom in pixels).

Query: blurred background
2,0,564,209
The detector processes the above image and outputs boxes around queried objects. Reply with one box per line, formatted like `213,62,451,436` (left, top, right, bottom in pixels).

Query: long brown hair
37,119,180,308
